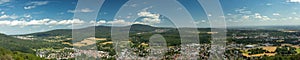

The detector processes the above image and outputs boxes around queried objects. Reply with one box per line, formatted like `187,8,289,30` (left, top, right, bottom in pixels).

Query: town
17,28,299,60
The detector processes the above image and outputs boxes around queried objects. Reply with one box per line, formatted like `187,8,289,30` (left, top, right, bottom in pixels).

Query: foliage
275,46,297,55
261,54,300,60
248,48,267,55
0,47,44,60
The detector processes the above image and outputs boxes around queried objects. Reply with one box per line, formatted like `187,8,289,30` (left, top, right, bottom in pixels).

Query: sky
0,0,300,35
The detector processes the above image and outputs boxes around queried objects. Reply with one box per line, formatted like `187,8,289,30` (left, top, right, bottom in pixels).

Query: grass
296,48,300,54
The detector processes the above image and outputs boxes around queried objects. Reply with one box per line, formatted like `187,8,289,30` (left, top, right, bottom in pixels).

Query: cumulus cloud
242,15,250,19
0,0,10,5
272,13,280,16
0,19,85,26
68,8,94,13
89,20,106,25
0,18,150,27
137,10,161,24
1,11,4,14
254,13,271,20
91,19,150,26
287,0,300,3
24,14,32,18
24,1,49,10
207,14,212,16
107,19,132,25
27,19,50,25
254,13,262,19
24,6,35,10
57,19,85,25
85,10,162,26
0,15,18,19
226,7,275,22
0,20,10,25
91,19,153,26
266,3,272,6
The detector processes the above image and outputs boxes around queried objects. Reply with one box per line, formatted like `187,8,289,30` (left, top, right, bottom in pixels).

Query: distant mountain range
228,25,300,30
21,24,172,37
17,24,300,38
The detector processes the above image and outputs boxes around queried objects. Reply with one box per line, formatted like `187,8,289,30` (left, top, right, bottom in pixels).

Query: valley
1,24,300,59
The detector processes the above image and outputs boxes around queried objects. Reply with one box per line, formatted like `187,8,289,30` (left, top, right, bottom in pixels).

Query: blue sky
0,0,300,35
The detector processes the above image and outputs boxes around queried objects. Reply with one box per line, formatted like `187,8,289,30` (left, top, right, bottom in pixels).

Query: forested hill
21,24,211,37
0,47,44,60
0,33,66,53
22,24,158,38
0,33,36,53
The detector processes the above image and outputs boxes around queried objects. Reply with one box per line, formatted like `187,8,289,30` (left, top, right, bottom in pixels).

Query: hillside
26,29,72,37
0,33,67,53
0,47,44,60
24,24,158,38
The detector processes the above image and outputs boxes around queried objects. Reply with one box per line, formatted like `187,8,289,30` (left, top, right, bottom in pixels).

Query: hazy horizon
0,0,300,35
3,24,300,35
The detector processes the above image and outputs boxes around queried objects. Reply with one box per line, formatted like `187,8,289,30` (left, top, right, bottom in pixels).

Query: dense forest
0,33,68,53
0,47,44,60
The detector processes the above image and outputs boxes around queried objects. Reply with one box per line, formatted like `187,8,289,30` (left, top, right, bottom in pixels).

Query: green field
296,48,300,54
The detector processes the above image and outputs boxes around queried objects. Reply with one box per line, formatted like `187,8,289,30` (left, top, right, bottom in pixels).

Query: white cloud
62,8,162,26
235,7,252,14
0,19,85,26
68,8,94,13
29,1,49,5
0,15,18,19
261,16,271,20
0,20,10,25
137,10,161,24
0,0,10,5
47,20,58,25
287,0,300,3
27,19,50,25
107,19,132,25
56,19,85,25
98,20,106,23
266,3,272,6
92,19,157,26
126,16,131,18
0,15,10,19
80,8,94,12
272,13,280,16
289,17,293,19
24,14,32,18
254,13,262,19
89,19,135,26
89,20,107,25
1,11,4,14
207,14,212,16
227,10,273,22
254,13,271,20
24,6,36,10
10,20,26,26
242,15,250,19
24,1,49,10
